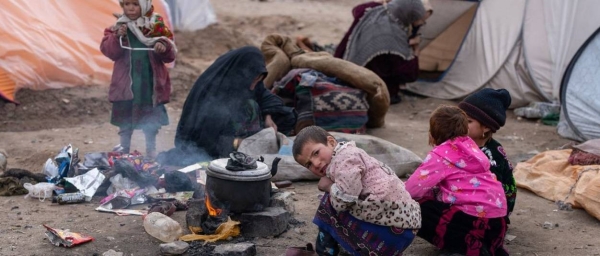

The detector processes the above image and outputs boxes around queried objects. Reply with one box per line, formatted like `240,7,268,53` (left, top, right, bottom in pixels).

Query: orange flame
205,194,222,217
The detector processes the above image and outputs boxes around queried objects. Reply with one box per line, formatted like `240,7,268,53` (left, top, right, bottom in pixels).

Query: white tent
164,0,217,31
407,0,600,141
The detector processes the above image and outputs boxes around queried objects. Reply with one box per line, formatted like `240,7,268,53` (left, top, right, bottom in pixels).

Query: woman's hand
265,114,278,133
409,35,421,56
116,24,127,37
318,177,334,192
154,42,166,53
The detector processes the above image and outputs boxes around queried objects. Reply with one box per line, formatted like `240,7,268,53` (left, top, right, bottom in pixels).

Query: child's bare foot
296,35,315,52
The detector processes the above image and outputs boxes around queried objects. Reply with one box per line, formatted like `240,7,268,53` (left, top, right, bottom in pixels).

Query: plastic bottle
143,212,183,242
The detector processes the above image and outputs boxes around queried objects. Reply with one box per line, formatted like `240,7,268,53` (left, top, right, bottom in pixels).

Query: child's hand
154,42,166,53
116,24,127,37
318,177,334,192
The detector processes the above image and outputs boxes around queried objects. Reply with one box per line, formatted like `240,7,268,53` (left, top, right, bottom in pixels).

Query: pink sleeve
405,152,446,200
100,27,125,61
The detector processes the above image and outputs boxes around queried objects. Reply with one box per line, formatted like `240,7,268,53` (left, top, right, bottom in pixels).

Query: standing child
458,88,516,222
100,0,176,158
293,126,421,256
405,105,508,255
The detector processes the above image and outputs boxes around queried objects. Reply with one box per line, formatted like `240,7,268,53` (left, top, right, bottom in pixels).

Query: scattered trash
143,212,183,242
146,191,194,203
43,224,94,247
505,234,517,241
61,98,70,104
180,216,241,243
53,192,86,205
95,206,147,216
24,182,56,202
514,102,560,119
543,221,554,229
64,168,105,201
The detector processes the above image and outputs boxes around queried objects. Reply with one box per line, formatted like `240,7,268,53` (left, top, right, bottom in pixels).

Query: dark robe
335,2,419,97
160,46,295,165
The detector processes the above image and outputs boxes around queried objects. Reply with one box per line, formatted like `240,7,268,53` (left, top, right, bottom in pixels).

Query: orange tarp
0,0,171,102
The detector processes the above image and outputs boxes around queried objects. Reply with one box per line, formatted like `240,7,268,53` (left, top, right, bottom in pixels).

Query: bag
23,182,56,201
285,243,317,256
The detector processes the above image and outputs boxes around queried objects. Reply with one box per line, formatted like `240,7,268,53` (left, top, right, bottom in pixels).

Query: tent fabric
164,0,217,32
407,0,600,108
0,0,171,99
419,4,477,72
514,149,600,221
0,68,16,103
406,0,527,105
559,27,600,141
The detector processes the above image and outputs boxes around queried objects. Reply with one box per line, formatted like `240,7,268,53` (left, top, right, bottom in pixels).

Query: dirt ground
1,0,600,255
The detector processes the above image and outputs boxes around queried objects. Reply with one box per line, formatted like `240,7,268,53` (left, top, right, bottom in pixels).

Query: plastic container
143,212,183,242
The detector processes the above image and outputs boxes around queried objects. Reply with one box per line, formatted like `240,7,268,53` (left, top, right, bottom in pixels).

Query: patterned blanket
275,69,369,134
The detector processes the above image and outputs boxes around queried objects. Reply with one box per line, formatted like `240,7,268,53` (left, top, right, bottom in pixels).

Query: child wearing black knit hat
458,88,516,223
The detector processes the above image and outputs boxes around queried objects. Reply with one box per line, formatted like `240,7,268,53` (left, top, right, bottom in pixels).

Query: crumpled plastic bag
64,168,105,201
179,217,240,243
24,182,56,201
106,174,138,195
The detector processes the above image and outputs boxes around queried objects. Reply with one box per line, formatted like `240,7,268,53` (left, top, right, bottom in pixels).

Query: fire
205,194,222,217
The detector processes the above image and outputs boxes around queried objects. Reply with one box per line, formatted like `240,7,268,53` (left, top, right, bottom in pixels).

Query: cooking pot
205,156,280,214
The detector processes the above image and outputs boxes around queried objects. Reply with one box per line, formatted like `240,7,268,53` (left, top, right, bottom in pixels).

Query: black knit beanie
458,88,511,132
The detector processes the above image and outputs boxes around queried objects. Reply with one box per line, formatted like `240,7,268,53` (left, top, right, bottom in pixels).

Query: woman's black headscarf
173,46,291,161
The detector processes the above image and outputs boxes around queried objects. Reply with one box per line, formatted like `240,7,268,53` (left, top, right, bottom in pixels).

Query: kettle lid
207,158,271,181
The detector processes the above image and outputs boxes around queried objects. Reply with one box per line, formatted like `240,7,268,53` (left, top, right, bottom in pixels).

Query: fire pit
186,154,291,238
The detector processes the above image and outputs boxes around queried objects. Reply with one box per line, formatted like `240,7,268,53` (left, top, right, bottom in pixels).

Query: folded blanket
261,34,389,128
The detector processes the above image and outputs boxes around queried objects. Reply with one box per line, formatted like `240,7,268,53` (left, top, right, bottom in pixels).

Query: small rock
269,191,295,214
213,243,256,256
10,206,18,211
504,234,517,241
160,241,189,255
293,228,304,235
120,223,125,226
62,98,70,104
106,236,115,242
84,140,94,145
543,221,553,229
102,249,123,256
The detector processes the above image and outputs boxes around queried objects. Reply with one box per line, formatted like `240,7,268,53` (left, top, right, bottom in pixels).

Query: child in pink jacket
293,125,421,256
100,0,176,159
405,105,508,256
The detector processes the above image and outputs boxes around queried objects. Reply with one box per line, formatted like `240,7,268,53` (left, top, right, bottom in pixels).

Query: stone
270,191,295,214
213,242,256,256
0,149,7,172
186,199,207,229
239,207,289,237
102,249,123,256
160,241,189,255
